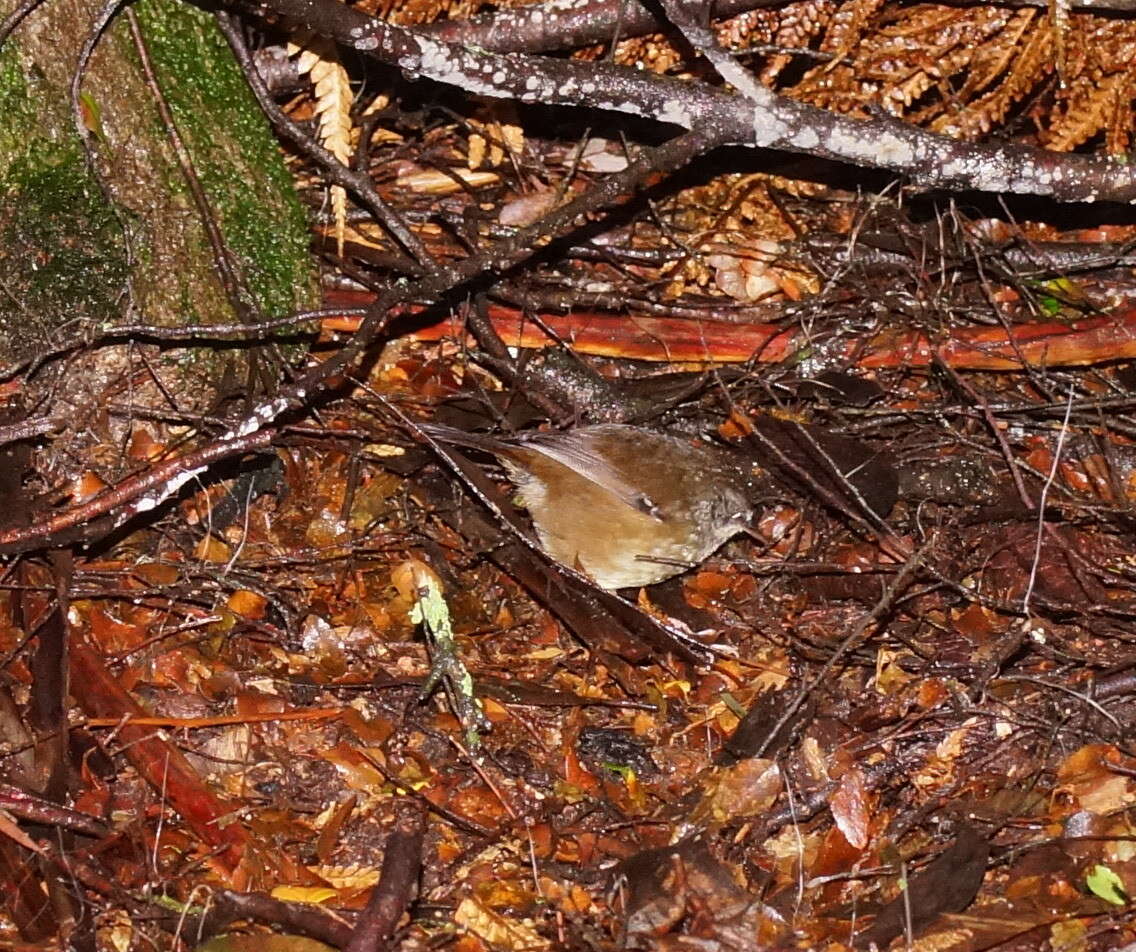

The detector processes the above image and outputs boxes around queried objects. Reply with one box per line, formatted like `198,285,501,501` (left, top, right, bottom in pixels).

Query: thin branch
0,429,276,554
0,0,46,48
127,7,261,322
215,10,434,270
345,801,426,952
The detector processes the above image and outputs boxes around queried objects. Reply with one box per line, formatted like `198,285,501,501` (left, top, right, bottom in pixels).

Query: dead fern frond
758,0,836,84
290,32,353,257
1041,14,1136,152
1045,70,1128,152
1049,0,1072,81
776,1,1133,152
929,13,1051,139
819,0,887,68
953,8,1038,102
1105,73,1136,155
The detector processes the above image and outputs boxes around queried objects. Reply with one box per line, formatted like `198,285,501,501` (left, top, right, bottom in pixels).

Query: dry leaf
829,767,872,850
454,896,550,950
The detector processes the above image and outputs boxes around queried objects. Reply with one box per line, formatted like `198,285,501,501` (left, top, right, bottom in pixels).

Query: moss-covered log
0,0,316,382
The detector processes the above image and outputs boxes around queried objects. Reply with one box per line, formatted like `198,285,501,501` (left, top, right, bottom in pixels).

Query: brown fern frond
758,0,836,84
819,0,886,65
870,7,1016,100
1049,0,1072,80
291,33,353,257
792,5,1011,116
1104,73,1136,154
785,1,1131,149
1045,70,1129,151
720,7,782,50
929,14,1052,139
954,8,1039,101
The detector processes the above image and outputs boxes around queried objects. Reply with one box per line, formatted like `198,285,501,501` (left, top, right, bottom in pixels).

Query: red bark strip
69,636,248,878
324,293,1136,370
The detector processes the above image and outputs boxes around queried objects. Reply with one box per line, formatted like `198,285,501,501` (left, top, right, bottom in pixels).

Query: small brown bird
421,422,754,590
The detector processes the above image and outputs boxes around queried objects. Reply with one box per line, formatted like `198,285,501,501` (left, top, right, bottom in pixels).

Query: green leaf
78,92,104,141
1086,864,1128,905
602,763,637,783
719,691,747,718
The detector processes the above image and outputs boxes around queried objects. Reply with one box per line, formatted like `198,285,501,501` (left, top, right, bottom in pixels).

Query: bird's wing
525,433,665,521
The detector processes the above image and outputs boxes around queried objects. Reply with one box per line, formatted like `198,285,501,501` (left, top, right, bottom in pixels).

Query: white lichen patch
752,108,790,145
656,101,694,128
824,125,915,167
795,127,820,150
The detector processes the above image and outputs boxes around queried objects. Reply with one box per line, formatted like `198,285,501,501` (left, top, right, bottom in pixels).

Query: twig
1023,384,1076,614
345,801,426,952
755,537,934,758
0,0,46,47
210,889,355,947
0,784,108,837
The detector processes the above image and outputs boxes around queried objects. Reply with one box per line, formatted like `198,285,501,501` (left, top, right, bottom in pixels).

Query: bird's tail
415,422,510,456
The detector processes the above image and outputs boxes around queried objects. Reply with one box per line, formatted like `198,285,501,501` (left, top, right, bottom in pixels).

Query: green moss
0,0,314,387
0,47,39,178
0,149,128,362
130,0,315,318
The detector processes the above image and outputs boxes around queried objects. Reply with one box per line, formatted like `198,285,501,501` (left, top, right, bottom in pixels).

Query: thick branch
344,802,425,951
413,0,1136,53
246,0,1136,203
416,0,784,53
